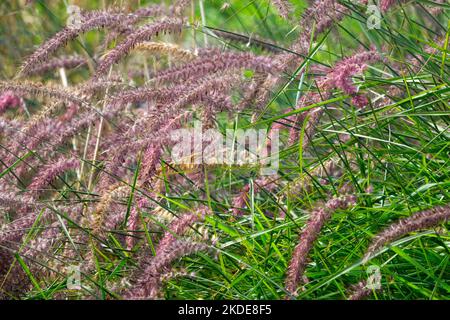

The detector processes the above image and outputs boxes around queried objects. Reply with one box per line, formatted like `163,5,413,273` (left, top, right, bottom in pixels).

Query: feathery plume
94,18,184,78
18,10,138,76
97,110,192,190
380,0,397,12
126,197,149,250
301,0,349,37
0,118,23,137
124,240,210,299
362,204,450,263
169,73,241,110
133,4,168,19
25,55,87,76
0,192,35,214
124,206,211,299
347,280,373,300
91,183,130,236
0,81,86,106
351,94,369,108
321,49,382,95
134,42,197,61
77,76,127,97
28,157,79,195
16,221,64,284
285,194,357,296
81,5,169,49
279,48,381,147
248,0,356,111
107,74,237,113
1,209,52,281
157,206,210,254
80,5,167,29
171,0,191,16
428,0,446,15
6,111,100,178
105,86,173,108
0,91,22,114
138,111,193,184
0,204,82,297
272,0,293,19
149,50,283,85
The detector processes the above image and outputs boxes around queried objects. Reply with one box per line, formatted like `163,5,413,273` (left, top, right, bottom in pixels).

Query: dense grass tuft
0,0,449,300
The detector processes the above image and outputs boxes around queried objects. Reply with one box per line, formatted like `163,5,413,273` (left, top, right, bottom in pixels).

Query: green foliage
0,0,448,300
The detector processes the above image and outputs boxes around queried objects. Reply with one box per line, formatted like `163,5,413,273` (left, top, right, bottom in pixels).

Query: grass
0,0,449,300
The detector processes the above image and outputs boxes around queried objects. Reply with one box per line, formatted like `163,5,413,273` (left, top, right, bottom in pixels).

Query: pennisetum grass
0,0,448,300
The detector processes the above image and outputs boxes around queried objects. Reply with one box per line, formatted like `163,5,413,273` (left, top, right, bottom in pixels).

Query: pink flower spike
0,91,22,114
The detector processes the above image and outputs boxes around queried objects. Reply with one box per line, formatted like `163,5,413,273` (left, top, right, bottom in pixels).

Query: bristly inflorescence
0,80,87,106
362,204,450,264
285,194,357,297
27,156,80,196
19,10,130,76
25,55,87,76
123,206,212,299
347,280,374,300
94,18,184,78
0,0,448,300
272,0,293,19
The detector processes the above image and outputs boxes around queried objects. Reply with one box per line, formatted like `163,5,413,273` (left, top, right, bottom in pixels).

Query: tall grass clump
0,0,449,300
